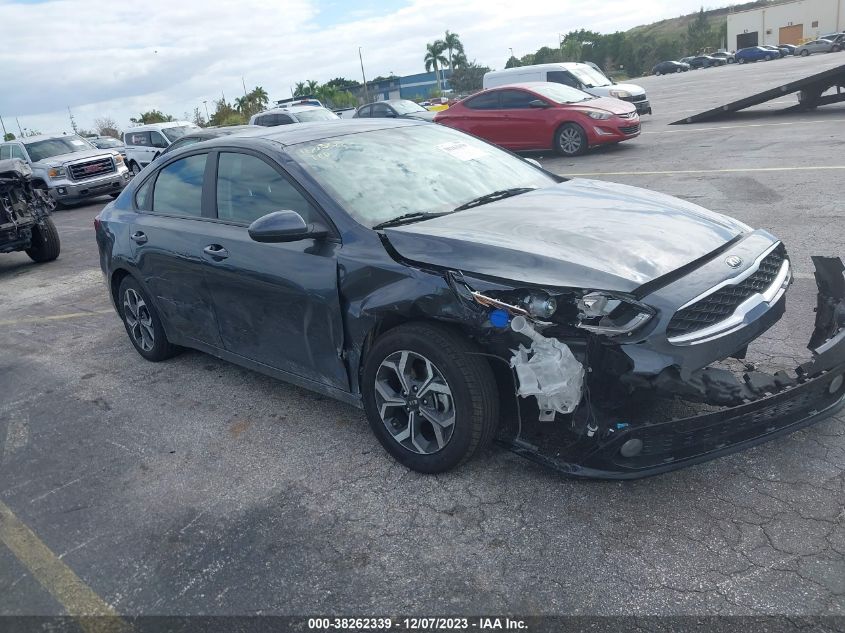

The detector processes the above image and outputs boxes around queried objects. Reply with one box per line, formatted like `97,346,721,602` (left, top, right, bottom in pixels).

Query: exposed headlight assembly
47,166,67,178
577,291,654,336
608,89,632,99
585,110,613,120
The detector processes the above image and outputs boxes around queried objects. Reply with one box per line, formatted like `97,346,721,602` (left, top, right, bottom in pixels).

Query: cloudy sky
1,0,725,135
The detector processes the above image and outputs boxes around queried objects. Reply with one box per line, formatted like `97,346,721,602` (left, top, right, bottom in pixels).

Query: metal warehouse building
728,0,845,49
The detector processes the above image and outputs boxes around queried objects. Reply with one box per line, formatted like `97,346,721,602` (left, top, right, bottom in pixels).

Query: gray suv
0,134,130,205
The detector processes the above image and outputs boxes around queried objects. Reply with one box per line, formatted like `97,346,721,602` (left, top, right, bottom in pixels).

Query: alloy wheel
374,350,455,455
123,288,155,351
559,127,582,155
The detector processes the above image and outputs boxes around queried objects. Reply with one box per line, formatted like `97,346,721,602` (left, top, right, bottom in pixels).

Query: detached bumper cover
499,257,845,479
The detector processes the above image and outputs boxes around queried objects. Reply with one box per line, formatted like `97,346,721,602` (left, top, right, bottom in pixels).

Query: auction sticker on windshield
436,141,487,161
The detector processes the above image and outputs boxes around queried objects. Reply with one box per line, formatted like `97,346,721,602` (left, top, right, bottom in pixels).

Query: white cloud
0,0,719,134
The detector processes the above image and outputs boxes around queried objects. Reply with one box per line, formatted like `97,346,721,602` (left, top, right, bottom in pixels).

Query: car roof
488,62,591,74
187,119,423,148
187,125,259,138
13,134,88,143
125,121,195,132
254,105,326,117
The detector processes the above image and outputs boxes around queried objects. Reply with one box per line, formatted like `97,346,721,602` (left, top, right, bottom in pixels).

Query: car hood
590,82,646,97
33,149,118,169
401,110,438,121
383,179,749,292
573,96,636,115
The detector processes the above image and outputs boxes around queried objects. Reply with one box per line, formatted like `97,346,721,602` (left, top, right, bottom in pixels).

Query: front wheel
738,57,746,64
800,49,810,57
362,323,499,473
25,217,61,263
129,161,142,176
117,276,180,362
555,123,588,157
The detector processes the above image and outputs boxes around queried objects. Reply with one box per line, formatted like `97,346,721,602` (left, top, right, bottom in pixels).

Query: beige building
727,0,845,49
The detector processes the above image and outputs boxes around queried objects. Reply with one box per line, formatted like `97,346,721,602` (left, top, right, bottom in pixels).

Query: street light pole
359,46,370,104
202,100,209,122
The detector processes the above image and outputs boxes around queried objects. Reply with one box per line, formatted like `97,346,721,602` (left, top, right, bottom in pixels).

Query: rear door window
127,132,151,147
464,92,500,110
216,152,316,225
547,71,580,88
499,90,536,109
151,154,207,217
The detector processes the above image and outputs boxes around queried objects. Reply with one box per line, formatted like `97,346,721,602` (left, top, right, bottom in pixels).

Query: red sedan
434,82,640,156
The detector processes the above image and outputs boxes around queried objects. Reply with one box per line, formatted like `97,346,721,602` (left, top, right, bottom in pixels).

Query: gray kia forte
95,120,845,477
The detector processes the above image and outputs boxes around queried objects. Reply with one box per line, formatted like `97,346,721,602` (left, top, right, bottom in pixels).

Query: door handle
130,231,148,245
203,244,229,260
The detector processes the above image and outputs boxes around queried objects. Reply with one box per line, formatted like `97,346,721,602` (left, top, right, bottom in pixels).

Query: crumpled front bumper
499,257,845,479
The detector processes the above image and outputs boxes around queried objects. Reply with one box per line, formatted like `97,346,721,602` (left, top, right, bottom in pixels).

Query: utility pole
203,100,209,121
242,76,249,101
16,117,23,137
67,106,78,134
0,114,7,139
359,47,369,104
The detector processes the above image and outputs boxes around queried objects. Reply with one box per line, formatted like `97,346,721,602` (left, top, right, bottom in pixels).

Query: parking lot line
644,119,845,134
561,165,845,177
0,500,129,633
0,309,113,327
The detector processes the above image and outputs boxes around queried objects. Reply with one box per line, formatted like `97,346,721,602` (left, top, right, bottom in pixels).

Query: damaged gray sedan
95,120,845,477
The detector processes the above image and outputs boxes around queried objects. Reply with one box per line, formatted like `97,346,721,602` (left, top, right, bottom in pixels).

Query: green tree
293,81,308,97
535,45,564,64
504,55,521,68
424,40,448,91
208,99,245,127
448,61,490,93
129,110,174,125
305,79,320,94
324,77,357,90
687,7,713,53
3,132,15,141
443,30,464,70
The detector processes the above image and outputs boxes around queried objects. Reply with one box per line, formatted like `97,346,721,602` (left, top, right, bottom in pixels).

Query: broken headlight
577,291,654,336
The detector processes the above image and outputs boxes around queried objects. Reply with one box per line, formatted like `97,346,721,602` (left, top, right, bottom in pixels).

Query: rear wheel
654,70,661,76
765,54,773,61
117,276,180,362
25,217,61,263
362,323,498,473
800,49,810,57
738,57,746,64
555,123,588,157
833,45,841,52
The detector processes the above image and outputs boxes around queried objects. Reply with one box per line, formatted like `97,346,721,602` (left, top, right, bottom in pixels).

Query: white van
483,63,651,115
123,121,199,175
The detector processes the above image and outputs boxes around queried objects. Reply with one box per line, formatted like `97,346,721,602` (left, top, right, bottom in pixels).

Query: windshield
568,65,612,88
531,83,593,104
91,137,123,148
293,109,340,122
392,100,427,114
24,136,93,162
286,125,555,228
161,125,198,142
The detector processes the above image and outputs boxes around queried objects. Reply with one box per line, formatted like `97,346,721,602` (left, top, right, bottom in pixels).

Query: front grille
69,157,115,181
667,244,787,338
619,123,640,135
621,94,647,103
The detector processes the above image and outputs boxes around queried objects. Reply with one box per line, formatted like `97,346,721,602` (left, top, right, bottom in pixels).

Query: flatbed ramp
671,61,845,124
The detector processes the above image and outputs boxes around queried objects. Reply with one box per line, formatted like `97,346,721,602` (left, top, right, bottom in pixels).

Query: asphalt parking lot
2,55,845,621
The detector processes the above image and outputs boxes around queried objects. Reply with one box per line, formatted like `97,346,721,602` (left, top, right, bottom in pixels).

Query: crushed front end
0,158,55,254
451,251,845,479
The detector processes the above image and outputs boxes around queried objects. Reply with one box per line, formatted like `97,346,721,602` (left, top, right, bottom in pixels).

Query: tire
738,57,746,64
117,276,180,362
833,45,841,52
765,54,773,61
361,322,499,474
25,217,61,263
654,70,661,76
676,68,682,73
554,123,588,157
130,161,142,176
801,49,809,57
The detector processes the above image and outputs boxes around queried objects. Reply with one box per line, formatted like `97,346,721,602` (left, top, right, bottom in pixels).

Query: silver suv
0,134,130,205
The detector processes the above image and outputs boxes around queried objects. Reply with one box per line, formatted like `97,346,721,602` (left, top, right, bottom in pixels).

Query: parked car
795,39,841,56
735,46,779,63
651,60,690,75
0,158,60,262
0,134,130,205
249,105,340,127
777,44,797,55
353,100,437,121
710,51,736,63
161,125,260,155
760,45,787,58
483,63,652,115
820,33,845,45
434,82,638,156
123,121,199,176
87,136,127,161
682,55,726,69
94,119,845,477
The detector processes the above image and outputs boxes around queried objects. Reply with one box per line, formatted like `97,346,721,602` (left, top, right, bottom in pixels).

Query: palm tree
294,81,307,97
249,86,269,110
443,31,464,70
305,79,320,95
234,96,249,113
424,41,448,91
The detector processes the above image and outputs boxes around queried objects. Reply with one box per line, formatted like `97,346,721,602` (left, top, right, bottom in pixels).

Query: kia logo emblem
725,255,743,268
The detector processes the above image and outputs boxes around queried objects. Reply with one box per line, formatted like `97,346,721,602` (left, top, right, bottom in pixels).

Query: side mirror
248,210,327,243
528,99,550,108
